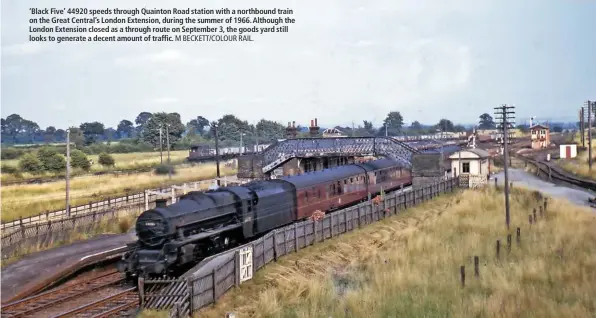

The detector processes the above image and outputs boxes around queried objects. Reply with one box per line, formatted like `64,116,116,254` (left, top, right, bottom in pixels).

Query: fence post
496,240,500,259
330,215,334,237
474,256,479,277
144,190,149,211
212,268,217,302
460,265,465,287
186,277,194,315
294,223,298,252
138,277,145,308
273,230,278,261
516,227,521,245
107,197,111,207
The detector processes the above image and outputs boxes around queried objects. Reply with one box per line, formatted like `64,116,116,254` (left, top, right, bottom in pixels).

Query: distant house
322,128,346,138
530,124,550,149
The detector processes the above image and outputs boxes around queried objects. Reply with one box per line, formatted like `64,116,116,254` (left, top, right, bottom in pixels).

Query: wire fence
139,177,458,317
0,176,241,257
1,202,144,259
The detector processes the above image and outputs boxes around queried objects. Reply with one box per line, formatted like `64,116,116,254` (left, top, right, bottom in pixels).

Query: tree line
1,111,526,157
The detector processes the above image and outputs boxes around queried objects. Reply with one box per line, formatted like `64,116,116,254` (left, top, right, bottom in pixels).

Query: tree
142,112,185,148
255,119,286,143
217,114,253,145
5,114,24,143
516,124,529,133
436,119,455,132
98,152,115,167
36,147,65,172
70,149,91,171
379,111,404,136
117,120,134,138
79,122,105,145
68,127,85,148
54,129,66,142
18,153,43,174
44,126,56,143
478,113,495,129
135,112,153,136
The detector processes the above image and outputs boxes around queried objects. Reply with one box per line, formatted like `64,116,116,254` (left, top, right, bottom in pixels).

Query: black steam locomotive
117,158,411,277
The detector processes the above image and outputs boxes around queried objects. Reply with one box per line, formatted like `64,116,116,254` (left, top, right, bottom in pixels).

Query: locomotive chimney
155,198,168,208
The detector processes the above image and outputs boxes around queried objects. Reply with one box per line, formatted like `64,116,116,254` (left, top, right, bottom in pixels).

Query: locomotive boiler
117,158,412,277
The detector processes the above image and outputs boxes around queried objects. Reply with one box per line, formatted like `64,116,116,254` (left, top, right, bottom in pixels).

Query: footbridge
260,137,465,175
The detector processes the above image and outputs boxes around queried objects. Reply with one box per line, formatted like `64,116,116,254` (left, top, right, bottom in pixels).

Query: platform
1,232,136,304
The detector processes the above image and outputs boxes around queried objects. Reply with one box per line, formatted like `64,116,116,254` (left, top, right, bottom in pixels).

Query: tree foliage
117,120,134,138
98,152,115,166
70,149,91,171
256,119,285,143
436,119,455,132
80,122,105,145
478,113,496,129
19,153,43,174
379,112,404,136
142,112,186,148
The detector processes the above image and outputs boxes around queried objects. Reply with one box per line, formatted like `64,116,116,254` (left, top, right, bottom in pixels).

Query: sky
1,0,595,130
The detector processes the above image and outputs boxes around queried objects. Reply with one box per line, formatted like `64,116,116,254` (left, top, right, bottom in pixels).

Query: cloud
2,42,47,56
151,97,179,104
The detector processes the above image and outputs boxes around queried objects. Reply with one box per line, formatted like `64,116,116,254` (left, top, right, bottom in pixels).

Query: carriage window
344,179,347,185
350,178,353,183
337,181,342,194
305,191,308,202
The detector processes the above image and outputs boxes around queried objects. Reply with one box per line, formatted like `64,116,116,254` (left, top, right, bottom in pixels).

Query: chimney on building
286,120,298,139
309,118,320,138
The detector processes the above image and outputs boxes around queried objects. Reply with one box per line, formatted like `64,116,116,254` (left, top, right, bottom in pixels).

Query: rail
1,269,130,317
53,287,138,317
516,155,596,192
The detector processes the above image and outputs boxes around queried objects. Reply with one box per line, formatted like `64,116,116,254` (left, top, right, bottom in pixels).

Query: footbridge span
237,137,466,178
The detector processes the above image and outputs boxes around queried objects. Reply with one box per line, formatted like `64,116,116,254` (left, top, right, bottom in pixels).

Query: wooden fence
140,177,458,317
0,202,145,259
0,175,238,233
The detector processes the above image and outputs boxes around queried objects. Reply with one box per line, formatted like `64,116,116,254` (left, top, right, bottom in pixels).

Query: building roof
530,124,549,130
448,148,490,159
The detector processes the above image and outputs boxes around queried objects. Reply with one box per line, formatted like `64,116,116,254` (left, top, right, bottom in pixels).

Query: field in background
1,150,191,183
557,132,596,180
197,187,596,317
1,163,236,222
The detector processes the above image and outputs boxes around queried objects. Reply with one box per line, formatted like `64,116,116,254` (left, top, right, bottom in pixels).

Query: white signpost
238,246,253,283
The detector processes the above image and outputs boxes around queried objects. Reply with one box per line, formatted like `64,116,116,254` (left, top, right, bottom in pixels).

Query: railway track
516,155,596,192
1,269,137,318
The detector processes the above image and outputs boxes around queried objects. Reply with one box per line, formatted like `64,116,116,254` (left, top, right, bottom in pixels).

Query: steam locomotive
117,158,412,277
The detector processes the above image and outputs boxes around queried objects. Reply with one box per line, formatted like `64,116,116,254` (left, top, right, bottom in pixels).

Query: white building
559,144,577,159
449,148,492,188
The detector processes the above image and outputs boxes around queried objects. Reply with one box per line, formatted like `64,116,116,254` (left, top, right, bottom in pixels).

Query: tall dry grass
1,163,236,222
197,187,596,318
558,132,596,180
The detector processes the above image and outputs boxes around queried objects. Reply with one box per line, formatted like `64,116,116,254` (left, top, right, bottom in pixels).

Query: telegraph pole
588,100,593,171
66,129,71,217
166,125,171,179
212,123,221,186
495,104,516,230
580,107,585,148
159,125,163,164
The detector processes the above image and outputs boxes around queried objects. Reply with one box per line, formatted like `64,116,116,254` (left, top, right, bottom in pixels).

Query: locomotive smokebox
155,198,168,208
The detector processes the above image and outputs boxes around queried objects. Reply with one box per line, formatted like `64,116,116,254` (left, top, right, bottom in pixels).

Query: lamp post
211,122,221,186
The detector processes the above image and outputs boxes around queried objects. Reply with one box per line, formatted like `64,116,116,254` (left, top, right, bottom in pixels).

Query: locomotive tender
117,158,412,277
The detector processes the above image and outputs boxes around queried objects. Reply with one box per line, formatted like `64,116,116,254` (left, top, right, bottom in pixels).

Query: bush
1,147,24,160
70,149,91,171
2,164,19,174
18,153,43,174
154,164,176,175
43,153,66,172
98,152,115,167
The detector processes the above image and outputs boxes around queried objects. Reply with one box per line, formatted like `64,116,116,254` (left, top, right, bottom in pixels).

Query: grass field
194,187,596,317
1,150,191,183
1,163,236,222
